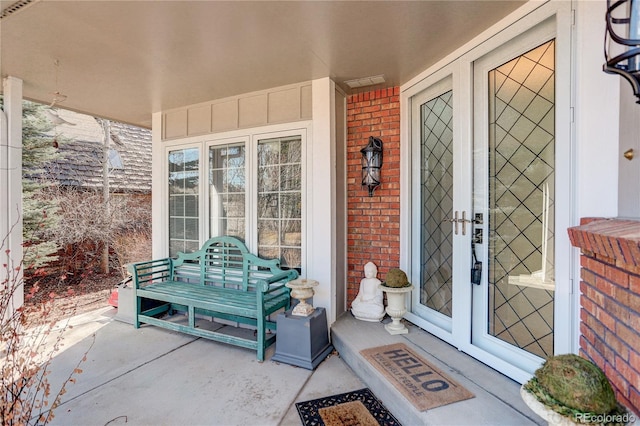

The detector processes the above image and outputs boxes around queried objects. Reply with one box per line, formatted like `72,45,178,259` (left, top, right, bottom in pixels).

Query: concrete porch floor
42,307,545,425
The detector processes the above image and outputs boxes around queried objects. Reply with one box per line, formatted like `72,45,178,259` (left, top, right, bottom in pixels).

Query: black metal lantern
604,0,640,103
361,136,383,196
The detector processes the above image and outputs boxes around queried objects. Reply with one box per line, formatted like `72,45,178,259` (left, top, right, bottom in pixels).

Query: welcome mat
360,343,474,411
295,388,402,426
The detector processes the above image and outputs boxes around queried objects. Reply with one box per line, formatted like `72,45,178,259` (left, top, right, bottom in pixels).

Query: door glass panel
257,136,302,271
209,143,245,240
487,40,555,358
168,147,200,256
420,91,454,317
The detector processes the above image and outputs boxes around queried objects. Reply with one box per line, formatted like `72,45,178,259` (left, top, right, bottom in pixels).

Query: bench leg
257,316,265,362
188,305,195,328
134,295,141,329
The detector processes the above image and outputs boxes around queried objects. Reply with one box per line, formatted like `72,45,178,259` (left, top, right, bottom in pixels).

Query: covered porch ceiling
0,0,526,128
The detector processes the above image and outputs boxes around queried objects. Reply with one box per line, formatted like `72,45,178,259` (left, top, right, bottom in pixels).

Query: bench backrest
171,236,287,291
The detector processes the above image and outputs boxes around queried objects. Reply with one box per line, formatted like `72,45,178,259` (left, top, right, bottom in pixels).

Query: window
169,130,305,272
168,147,200,256
209,143,246,240
257,136,302,270
108,148,124,171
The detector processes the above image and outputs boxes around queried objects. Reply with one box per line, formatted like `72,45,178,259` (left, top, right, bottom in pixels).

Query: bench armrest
244,252,280,271
127,258,173,289
173,251,203,267
257,269,299,292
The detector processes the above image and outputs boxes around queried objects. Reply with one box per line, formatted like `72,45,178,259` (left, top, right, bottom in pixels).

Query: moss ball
384,268,410,288
535,354,616,414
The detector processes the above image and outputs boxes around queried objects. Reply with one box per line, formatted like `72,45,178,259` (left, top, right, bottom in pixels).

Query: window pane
281,193,301,218
258,141,279,167
281,248,301,269
227,194,245,218
228,168,245,193
258,219,279,245
257,136,302,270
281,138,301,163
226,219,245,239
281,164,301,191
258,194,279,218
168,147,199,257
209,142,245,239
170,195,184,216
170,217,185,239
185,218,199,240
258,246,279,261
281,219,301,245
258,165,279,191
184,195,198,217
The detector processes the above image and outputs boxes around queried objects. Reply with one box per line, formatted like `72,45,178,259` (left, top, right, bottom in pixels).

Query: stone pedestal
114,284,135,324
286,278,319,317
272,307,333,370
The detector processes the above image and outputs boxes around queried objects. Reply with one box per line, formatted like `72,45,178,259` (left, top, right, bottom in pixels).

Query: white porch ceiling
0,0,526,128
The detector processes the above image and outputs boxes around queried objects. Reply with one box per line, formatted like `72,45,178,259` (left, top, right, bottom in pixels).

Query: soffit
0,0,526,128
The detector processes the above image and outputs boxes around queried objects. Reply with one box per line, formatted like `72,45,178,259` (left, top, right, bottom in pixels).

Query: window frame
251,129,306,271
163,122,309,273
206,135,251,242
166,143,203,256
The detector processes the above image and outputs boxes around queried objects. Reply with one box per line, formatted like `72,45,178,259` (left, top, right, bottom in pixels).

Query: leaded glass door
471,39,556,375
408,10,571,383
411,76,469,337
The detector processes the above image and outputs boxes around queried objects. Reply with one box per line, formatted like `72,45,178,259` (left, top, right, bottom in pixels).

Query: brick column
568,218,640,415
346,88,401,305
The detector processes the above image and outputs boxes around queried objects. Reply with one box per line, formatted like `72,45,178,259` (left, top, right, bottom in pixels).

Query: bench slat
137,282,289,318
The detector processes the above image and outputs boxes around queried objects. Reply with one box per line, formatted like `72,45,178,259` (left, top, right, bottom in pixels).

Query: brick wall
568,218,640,415
346,87,401,306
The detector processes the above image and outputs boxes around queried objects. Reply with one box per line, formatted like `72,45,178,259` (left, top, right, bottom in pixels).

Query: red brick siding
568,219,640,415
346,87,401,305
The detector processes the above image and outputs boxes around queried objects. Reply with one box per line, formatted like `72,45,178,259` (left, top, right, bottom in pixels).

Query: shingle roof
43,110,152,194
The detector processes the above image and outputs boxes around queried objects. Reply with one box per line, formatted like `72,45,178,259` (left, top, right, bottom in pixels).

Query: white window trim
165,142,204,254
251,128,307,270
205,136,251,243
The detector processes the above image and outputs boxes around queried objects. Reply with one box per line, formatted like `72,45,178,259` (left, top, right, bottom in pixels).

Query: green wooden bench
127,236,298,361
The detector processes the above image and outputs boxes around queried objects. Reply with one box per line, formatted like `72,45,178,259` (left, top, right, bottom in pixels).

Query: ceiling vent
344,75,386,89
1,0,36,20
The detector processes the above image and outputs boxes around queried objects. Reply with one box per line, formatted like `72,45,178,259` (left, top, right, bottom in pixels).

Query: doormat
360,343,475,411
295,388,402,426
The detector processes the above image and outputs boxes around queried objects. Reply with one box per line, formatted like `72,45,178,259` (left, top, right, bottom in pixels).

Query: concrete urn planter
380,284,413,335
520,385,635,426
520,385,579,426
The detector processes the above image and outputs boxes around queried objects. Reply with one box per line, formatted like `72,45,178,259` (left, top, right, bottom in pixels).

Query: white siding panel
239,94,268,128
187,105,212,136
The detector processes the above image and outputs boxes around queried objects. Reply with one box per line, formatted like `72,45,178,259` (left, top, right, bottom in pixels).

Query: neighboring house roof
43,109,152,194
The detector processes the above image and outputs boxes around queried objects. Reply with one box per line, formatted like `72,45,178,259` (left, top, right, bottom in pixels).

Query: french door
409,13,571,382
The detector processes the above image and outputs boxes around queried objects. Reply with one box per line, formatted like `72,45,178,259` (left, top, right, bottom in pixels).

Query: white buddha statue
351,261,385,322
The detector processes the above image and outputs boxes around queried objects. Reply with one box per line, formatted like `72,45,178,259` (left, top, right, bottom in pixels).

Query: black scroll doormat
295,388,402,426
360,343,475,411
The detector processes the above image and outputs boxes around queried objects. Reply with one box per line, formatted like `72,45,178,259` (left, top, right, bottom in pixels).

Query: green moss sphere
535,354,616,414
384,268,410,288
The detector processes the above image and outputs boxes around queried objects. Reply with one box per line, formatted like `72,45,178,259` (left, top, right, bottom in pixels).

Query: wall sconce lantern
361,136,383,196
604,0,640,103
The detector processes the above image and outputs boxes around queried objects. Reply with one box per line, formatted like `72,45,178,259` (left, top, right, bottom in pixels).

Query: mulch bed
23,271,123,323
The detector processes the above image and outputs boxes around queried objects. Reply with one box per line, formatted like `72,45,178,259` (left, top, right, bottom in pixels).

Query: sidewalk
44,307,364,426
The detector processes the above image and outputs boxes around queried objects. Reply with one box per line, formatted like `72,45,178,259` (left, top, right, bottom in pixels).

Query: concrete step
331,313,544,426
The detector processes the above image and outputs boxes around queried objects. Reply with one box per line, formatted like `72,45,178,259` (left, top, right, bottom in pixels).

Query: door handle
442,211,460,234
459,211,473,236
443,211,474,235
